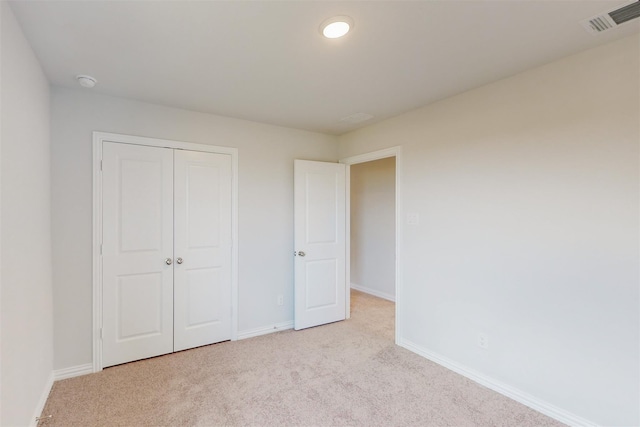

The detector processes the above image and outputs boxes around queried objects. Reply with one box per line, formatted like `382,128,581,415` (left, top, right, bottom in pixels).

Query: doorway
341,147,402,344
350,157,396,302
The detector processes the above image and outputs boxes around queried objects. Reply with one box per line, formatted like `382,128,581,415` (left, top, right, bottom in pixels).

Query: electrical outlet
277,295,284,306
477,333,489,350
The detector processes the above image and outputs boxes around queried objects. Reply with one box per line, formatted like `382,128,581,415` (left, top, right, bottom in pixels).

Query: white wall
51,88,338,369
350,157,395,300
1,2,54,425
338,35,639,427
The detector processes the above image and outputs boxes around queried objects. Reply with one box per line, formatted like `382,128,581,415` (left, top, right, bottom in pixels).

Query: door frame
92,131,239,372
340,146,402,344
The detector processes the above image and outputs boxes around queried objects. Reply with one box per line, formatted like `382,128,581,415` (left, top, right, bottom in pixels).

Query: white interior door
173,150,232,351
294,160,346,330
102,142,174,367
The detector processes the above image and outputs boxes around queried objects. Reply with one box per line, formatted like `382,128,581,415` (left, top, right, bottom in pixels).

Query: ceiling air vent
581,1,640,34
609,1,640,24
339,112,373,124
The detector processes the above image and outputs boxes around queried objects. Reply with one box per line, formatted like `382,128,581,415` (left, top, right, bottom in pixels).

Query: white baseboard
350,283,395,302
53,363,93,381
238,321,294,340
30,372,54,427
398,338,597,427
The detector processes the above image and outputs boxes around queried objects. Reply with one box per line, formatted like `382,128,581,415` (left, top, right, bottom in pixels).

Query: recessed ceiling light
320,16,354,39
76,75,97,88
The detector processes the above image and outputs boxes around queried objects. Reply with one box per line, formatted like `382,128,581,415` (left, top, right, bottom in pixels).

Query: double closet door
101,142,232,367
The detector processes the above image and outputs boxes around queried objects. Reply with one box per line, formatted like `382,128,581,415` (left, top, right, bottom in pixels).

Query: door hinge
100,244,103,255
100,328,103,339
100,160,103,171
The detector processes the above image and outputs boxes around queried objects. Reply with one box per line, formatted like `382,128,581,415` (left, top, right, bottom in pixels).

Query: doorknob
176,257,183,264
165,258,172,265
297,251,306,257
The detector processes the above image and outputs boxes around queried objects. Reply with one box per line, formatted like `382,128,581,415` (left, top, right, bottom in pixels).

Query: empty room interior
1,1,639,426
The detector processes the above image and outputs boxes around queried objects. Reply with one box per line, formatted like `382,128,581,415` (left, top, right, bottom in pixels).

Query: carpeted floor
39,290,564,426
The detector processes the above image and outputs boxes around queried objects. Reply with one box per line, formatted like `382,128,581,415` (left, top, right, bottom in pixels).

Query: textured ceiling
9,0,640,135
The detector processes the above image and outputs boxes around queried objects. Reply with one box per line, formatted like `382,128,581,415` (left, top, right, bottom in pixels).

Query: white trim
92,135,103,373
230,150,239,342
399,338,598,427
237,321,294,340
344,165,351,320
92,131,239,372
53,364,93,381
350,283,395,302
341,147,400,165
0,87,2,424
340,146,403,346
30,372,54,427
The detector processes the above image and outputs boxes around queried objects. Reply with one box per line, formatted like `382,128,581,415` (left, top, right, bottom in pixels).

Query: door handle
297,251,306,257
165,258,172,265
176,257,183,264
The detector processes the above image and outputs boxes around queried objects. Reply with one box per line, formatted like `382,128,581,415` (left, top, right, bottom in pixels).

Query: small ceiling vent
339,112,373,124
581,1,640,34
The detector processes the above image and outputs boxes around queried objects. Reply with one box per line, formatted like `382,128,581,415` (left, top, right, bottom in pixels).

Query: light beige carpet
39,291,564,426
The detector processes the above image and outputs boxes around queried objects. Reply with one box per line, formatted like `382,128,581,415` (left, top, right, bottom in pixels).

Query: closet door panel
102,142,174,367
173,150,232,351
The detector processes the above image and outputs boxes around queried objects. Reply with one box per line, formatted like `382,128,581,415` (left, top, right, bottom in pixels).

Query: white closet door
173,150,232,351
102,142,174,367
